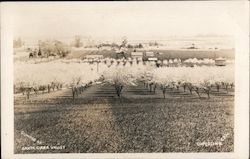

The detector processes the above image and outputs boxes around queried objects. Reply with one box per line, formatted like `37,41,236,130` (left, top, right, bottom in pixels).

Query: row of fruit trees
24,57,234,66
102,63,234,98
14,59,234,99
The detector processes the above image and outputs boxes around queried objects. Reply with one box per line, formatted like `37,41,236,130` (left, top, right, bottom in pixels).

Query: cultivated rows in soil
14,84,234,153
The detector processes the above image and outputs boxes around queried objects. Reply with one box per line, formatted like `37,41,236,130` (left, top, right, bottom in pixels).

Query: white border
1,2,249,159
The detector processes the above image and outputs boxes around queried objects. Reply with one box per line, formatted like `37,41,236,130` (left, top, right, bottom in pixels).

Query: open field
15,47,234,61
14,83,234,153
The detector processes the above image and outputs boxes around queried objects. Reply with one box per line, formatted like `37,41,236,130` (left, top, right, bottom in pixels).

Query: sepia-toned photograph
1,1,249,159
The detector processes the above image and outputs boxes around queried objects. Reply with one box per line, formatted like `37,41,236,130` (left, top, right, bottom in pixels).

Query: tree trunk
48,85,50,93
149,84,153,92
195,88,200,98
119,86,123,98
75,87,78,97
153,84,157,94
225,84,229,93
34,88,38,95
162,88,166,99
72,87,75,100
216,84,220,92
27,89,30,99
188,87,192,94
115,84,123,98
205,89,210,98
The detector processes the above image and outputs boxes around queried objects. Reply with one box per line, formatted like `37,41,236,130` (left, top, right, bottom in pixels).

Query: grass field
14,83,234,153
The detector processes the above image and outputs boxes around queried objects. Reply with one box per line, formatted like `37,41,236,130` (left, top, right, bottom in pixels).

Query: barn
131,52,143,61
144,51,156,61
215,57,226,66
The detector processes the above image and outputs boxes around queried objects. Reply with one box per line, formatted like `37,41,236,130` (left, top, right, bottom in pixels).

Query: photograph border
1,1,249,159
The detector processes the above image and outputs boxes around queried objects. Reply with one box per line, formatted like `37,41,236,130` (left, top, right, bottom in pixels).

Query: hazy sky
3,1,248,39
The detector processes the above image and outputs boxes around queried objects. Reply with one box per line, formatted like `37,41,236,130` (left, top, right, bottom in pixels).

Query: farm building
85,55,104,62
131,52,143,61
215,57,226,66
145,51,155,57
144,51,156,61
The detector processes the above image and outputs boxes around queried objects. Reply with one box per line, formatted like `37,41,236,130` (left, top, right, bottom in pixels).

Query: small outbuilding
215,57,226,66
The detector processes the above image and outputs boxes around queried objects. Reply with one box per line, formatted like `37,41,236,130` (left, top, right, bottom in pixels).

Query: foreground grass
14,95,234,153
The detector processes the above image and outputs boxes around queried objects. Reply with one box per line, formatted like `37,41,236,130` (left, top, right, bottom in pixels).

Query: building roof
85,55,103,59
148,57,158,61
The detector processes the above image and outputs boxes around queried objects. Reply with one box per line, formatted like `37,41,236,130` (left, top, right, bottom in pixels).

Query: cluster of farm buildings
83,51,226,66
23,42,227,66
84,51,160,62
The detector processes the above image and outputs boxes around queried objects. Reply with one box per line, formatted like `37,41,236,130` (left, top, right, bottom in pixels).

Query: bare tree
39,40,71,58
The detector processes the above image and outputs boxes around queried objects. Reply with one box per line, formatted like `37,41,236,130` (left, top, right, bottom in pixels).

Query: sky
2,1,249,40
